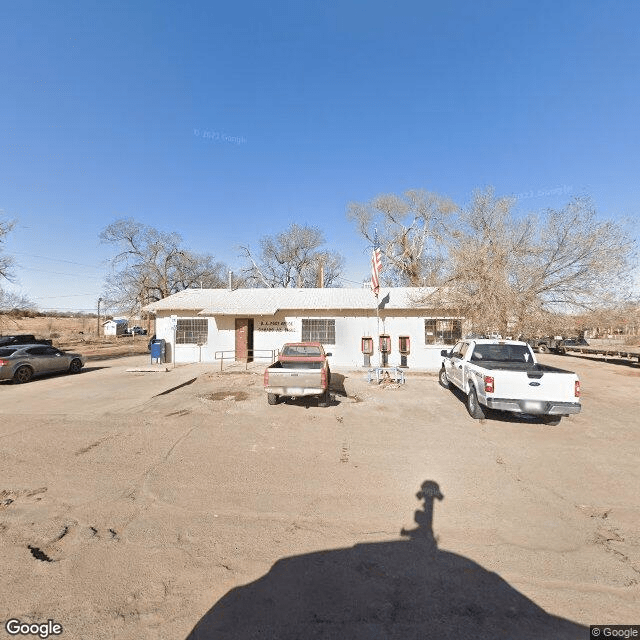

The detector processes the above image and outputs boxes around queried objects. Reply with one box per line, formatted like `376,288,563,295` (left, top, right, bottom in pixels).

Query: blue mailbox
150,338,166,363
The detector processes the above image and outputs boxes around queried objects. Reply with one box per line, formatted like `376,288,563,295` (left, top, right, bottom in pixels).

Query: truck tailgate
486,368,577,403
264,367,325,396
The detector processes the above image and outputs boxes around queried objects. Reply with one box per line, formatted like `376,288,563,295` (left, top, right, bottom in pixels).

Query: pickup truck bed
267,361,322,370
470,362,573,373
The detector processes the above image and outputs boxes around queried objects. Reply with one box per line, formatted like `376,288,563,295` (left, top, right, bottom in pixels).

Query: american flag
370,231,382,297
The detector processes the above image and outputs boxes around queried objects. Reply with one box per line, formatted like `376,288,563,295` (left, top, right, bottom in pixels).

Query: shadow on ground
0,366,109,384
186,481,586,639
274,373,352,408
446,386,565,426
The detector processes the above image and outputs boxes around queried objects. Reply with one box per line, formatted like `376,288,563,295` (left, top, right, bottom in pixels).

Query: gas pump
361,337,374,367
399,335,410,367
379,334,391,367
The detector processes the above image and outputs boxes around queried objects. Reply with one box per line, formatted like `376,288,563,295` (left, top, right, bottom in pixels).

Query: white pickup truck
439,339,581,425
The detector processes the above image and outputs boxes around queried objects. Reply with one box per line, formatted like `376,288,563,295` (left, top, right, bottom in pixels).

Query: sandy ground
0,352,638,639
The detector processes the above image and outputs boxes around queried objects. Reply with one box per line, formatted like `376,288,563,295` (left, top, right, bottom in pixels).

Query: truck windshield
470,344,533,363
281,345,322,357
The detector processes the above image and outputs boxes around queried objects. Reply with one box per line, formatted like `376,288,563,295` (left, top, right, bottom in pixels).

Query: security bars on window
424,319,462,345
176,318,208,345
301,319,336,344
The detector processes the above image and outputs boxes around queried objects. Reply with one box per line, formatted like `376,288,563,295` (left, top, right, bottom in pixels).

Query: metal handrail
214,349,277,371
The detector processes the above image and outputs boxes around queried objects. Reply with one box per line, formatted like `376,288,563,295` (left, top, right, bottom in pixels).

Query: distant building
144,287,463,371
102,319,128,336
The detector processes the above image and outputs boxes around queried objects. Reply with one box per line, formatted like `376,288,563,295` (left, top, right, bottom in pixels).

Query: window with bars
301,319,336,344
176,318,208,345
425,318,462,345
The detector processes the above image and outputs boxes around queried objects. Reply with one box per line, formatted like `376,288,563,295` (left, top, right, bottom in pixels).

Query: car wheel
318,389,330,408
542,416,562,426
537,344,549,353
267,393,279,405
13,366,33,384
69,358,83,374
438,367,450,389
466,386,486,420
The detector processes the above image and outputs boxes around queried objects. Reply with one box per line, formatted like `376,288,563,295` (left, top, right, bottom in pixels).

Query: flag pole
376,292,380,367
371,229,382,368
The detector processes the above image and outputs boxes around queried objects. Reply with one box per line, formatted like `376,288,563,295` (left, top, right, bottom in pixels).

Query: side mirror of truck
325,352,332,357
440,349,450,357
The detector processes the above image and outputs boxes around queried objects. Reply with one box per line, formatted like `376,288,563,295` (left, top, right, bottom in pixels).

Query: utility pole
97,297,103,337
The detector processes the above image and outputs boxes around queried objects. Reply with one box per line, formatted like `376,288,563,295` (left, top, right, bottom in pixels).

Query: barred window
301,319,335,344
425,318,462,345
176,318,208,344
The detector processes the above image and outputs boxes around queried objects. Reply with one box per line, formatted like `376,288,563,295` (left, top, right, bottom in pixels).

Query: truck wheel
438,367,450,389
466,387,486,420
318,389,330,408
267,393,279,405
537,344,549,353
542,416,562,426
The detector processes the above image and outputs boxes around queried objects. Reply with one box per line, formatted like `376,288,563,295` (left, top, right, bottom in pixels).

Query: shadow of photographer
187,480,586,639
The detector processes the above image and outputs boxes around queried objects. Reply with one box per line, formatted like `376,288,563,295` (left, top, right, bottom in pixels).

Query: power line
31,293,100,299
17,266,104,279
336,275,367,285
38,307,101,311
11,252,104,269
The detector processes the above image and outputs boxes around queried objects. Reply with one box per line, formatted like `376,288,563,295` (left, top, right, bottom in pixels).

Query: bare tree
0,215,15,283
575,301,640,339
424,188,637,336
100,218,232,314
0,289,37,313
239,223,344,288
0,216,37,315
347,190,457,286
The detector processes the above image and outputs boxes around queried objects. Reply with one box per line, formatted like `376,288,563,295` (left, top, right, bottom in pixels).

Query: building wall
154,309,462,371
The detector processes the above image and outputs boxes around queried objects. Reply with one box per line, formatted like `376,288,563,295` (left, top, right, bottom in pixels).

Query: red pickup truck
263,342,332,406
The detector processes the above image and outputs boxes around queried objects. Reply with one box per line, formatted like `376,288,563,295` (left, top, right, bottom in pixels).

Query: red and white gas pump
361,337,374,367
379,334,391,367
399,335,410,367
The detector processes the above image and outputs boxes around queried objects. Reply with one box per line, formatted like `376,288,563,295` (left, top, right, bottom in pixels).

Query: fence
214,349,277,371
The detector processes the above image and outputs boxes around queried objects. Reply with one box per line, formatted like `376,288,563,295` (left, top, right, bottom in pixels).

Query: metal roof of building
143,287,440,315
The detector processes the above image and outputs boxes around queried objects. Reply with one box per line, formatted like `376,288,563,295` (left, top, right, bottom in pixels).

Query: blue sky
1,0,639,312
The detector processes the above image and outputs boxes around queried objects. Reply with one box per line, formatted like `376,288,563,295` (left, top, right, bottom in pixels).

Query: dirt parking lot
0,353,638,639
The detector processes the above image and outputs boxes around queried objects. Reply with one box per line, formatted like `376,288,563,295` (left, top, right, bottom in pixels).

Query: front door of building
235,318,254,362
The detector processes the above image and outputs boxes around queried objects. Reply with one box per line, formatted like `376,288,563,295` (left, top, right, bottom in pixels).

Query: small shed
103,319,128,336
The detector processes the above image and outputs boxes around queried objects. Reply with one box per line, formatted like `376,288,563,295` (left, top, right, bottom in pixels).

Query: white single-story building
102,318,128,336
144,287,464,371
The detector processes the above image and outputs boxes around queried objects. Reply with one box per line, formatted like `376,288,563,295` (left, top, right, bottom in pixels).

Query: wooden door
235,318,253,362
